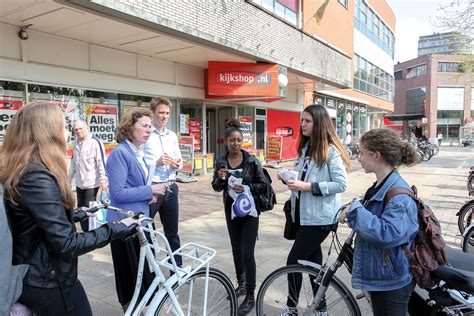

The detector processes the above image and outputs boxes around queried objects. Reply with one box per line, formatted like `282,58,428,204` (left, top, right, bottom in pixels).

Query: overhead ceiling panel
21,7,98,34
0,0,59,25
55,18,145,44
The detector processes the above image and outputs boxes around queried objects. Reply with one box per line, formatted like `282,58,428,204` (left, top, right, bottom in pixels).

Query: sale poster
84,105,118,144
265,136,283,161
0,100,23,142
239,116,253,150
178,136,194,173
188,119,201,151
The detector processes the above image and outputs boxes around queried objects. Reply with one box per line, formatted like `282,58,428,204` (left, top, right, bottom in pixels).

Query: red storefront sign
205,61,284,102
267,109,300,160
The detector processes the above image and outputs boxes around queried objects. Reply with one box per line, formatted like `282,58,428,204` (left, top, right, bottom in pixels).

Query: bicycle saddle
433,247,474,294
445,246,474,272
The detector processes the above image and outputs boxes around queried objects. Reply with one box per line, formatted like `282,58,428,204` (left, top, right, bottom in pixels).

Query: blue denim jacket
291,144,347,225
346,171,418,291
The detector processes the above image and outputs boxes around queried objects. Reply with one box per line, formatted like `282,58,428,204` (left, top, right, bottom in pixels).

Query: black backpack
255,168,277,212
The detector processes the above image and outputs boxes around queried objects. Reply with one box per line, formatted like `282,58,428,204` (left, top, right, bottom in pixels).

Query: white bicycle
87,201,237,316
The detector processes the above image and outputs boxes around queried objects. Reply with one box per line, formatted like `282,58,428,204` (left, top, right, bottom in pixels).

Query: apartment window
438,62,464,73
339,0,348,7
406,87,426,114
406,64,427,78
354,0,394,58
353,54,394,101
394,70,403,80
250,0,299,26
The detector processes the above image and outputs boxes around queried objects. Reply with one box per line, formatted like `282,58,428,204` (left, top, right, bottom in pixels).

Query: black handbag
283,199,296,240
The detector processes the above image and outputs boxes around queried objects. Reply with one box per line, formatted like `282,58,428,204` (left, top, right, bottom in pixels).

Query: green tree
436,0,473,74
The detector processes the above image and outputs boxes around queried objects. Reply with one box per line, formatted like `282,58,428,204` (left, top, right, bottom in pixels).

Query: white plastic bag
227,176,258,219
88,189,108,230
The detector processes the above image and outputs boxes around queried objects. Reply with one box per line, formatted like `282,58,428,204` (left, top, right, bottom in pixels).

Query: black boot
235,274,246,298
238,293,255,315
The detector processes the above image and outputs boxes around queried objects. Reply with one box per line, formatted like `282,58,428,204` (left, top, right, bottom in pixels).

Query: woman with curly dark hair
340,128,420,316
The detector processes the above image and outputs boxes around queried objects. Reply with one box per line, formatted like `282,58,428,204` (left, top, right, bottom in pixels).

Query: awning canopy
384,113,425,121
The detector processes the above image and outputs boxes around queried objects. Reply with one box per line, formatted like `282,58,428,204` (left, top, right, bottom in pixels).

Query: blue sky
387,0,451,63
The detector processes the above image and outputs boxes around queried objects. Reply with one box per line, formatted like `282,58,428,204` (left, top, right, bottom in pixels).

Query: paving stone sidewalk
80,146,474,315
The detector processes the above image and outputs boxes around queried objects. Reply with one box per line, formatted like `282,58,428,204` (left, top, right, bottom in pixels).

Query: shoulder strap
384,187,415,206
92,136,106,170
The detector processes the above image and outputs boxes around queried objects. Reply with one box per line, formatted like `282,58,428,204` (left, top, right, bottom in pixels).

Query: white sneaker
280,305,298,316
315,308,329,316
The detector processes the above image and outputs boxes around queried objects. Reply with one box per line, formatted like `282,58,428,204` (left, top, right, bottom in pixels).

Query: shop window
180,100,203,152
336,102,345,140
0,80,25,142
353,105,360,142
27,84,119,146
256,108,266,116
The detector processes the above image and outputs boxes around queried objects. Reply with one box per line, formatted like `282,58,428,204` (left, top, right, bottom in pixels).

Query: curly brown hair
116,107,152,143
361,128,420,167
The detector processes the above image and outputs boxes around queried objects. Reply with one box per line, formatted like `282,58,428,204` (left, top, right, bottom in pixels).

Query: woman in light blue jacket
279,104,349,315
340,128,419,316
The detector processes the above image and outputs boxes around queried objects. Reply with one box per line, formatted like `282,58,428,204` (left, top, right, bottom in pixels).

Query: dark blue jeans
149,183,182,266
19,279,92,316
369,280,415,316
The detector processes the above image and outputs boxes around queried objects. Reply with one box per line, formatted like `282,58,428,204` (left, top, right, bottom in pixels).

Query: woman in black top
0,103,137,315
212,119,269,315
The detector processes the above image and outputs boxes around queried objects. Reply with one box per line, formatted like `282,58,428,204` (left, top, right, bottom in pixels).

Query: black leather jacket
211,150,268,212
6,162,130,289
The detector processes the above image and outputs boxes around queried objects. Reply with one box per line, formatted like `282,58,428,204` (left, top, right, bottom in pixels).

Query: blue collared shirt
144,126,182,182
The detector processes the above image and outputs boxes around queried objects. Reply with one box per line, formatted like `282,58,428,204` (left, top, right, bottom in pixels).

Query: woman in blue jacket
106,108,166,309
279,104,350,315
340,128,420,316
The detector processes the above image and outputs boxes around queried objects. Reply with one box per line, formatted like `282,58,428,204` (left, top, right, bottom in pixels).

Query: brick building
393,54,473,142
0,0,395,167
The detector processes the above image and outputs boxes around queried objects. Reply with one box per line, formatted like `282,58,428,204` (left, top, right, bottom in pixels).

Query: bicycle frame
302,229,358,311
91,203,217,316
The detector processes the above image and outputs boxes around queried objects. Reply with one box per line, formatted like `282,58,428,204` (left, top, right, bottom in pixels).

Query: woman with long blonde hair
0,103,136,315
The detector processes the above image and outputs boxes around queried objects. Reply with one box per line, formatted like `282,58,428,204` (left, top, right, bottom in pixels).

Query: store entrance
206,105,234,158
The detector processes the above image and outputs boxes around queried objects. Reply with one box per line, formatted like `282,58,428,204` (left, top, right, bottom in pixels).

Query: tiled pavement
79,146,474,315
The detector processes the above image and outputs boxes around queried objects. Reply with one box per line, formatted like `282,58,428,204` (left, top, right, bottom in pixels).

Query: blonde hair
0,102,75,209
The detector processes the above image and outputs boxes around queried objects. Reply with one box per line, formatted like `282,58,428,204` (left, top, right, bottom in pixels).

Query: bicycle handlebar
82,200,154,226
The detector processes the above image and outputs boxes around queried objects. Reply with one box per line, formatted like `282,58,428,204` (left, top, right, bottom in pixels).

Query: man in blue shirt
144,97,183,266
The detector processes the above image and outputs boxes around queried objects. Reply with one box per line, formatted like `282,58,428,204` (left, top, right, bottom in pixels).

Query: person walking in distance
69,119,108,232
144,97,183,267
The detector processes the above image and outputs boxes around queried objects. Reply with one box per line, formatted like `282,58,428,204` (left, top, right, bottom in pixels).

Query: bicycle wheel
457,201,474,234
154,267,237,315
256,264,361,316
462,225,474,254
